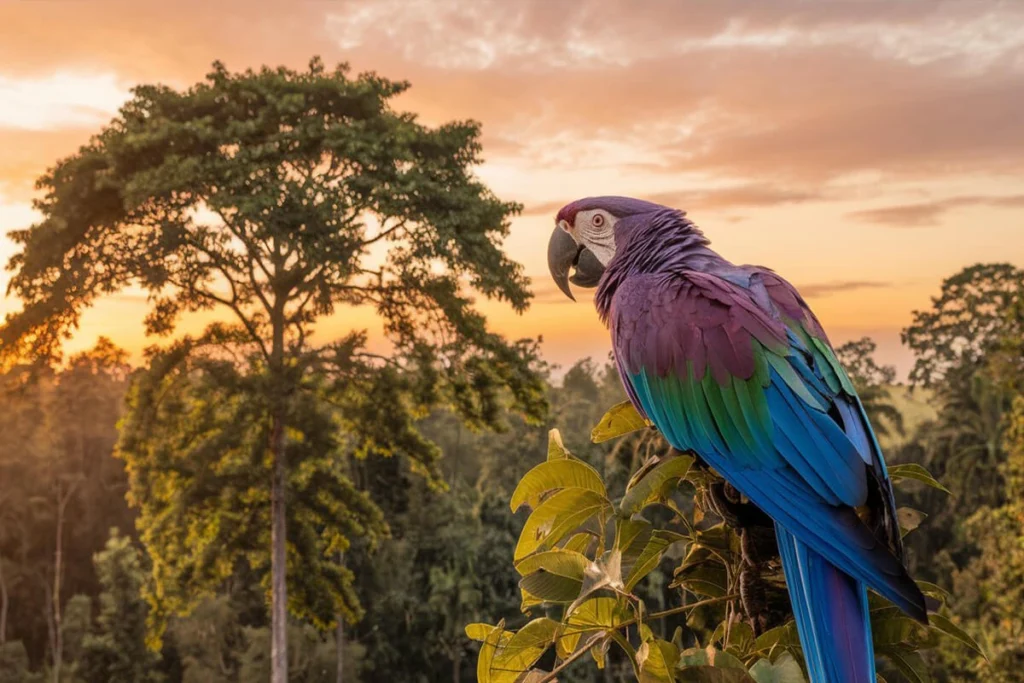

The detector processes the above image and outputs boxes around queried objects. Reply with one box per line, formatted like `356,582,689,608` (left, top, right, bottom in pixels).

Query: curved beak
547,224,606,301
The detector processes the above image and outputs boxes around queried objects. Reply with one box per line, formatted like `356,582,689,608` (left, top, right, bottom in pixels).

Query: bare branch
171,278,271,363
361,218,408,248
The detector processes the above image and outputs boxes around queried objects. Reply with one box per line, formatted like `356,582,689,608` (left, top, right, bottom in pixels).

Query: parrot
546,196,927,683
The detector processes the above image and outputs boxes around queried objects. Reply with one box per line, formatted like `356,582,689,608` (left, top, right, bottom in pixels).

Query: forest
2,259,1023,682
1,60,1023,682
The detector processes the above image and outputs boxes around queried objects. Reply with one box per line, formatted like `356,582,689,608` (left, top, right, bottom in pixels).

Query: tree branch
360,218,407,247
533,594,738,683
176,280,271,363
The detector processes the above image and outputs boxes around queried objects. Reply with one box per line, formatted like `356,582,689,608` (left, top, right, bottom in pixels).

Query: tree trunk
52,482,72,683
0,556,8,645
270,409,288,683
452,641,461,683
268,240,293,683
342,606,350,679
335,527,346,682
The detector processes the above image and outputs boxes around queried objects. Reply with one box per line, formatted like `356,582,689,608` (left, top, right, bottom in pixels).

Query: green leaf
561,532,595,555
929,612,987,660
477,622,507,683
515,488,611,561
592,400,651,443
565,596,631,631
519,572,583,603
679,647,709,666
708,648,747,669
914,580,950,602
466,623,511,644
510,459,607,513
879,647,931,683
620,454,694,515
897,507,927,537
871,613,924,647
678,666,756,682
637,637,680,683
888,463,952,495
609,630,641,678
673,545,730,598
747,653,806,683
488,617,560,683
752,622,800,655
558,597,630,656
710,621,754,656
547,428,571,461
520,586,545,613
515,549,590,578
625,530,687,591
617,518,654,557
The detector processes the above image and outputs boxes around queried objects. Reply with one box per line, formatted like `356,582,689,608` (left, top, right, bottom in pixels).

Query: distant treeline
1,262,1022,682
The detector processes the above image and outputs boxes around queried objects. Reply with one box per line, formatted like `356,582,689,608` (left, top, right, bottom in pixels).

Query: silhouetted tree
1,57,545,682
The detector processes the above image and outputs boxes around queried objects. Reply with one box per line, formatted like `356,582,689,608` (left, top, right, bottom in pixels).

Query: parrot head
548,196,668,300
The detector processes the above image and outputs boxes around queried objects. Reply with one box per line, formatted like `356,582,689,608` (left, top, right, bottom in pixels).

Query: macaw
547,196,927,683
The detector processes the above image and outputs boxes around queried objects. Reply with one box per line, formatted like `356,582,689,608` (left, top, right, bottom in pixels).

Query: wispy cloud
525,275,889,304
849,195,1024,227
522,184,827,218
526,277,593,305
798,281,891,297
2,0,1023,380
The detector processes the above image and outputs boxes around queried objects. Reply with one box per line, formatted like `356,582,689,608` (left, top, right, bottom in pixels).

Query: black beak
547,226,606,301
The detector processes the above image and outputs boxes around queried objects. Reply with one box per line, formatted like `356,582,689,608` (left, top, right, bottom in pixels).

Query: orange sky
2,0,1023,378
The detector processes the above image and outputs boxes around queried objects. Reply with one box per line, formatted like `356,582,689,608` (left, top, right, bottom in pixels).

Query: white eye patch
576,210,617,265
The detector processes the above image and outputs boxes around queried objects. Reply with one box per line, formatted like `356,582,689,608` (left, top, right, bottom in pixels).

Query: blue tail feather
776,524,876,683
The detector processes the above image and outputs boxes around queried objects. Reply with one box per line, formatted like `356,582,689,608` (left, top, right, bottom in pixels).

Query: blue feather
777,525,876,683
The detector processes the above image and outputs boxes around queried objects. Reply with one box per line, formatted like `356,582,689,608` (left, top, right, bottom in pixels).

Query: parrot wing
610,269,925,620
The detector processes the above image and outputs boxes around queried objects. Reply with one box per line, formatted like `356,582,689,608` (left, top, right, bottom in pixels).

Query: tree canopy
1,57,546,682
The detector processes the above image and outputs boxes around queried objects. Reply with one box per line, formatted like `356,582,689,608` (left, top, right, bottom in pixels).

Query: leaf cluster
469,402,984,682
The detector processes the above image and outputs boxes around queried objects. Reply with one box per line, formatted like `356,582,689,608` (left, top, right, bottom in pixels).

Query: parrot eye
592,213,606,228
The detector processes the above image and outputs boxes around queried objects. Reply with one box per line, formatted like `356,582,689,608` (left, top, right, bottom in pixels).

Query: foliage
79,528,164,683
0,56,546,679
836,337,903,439
3,261,1023,682
0,340,134,672
470,399,983,682
902,263,1023,388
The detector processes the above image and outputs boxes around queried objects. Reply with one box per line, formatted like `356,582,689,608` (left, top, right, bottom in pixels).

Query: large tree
1,57,545,682
902,262,1024,388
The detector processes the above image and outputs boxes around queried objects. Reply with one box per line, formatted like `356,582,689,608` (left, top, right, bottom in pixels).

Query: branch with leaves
468,402,985,683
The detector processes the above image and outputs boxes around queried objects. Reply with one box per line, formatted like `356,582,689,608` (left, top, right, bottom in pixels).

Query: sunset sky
2,0,1023,378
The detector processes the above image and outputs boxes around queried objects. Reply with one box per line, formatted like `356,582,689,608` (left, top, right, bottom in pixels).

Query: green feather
752,342,772,388
698,371,747,455
737,374,774,438
710,374,761,460
765,352,828,411
681,362,726,453
811,336,856,395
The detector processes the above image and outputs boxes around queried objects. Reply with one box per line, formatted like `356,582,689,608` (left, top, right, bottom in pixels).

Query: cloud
798,281,891,297
522,184,826,218
0,72,130,131
1,0,1023,192
524,275,889,305
849,194,1024,226
526,277,593,305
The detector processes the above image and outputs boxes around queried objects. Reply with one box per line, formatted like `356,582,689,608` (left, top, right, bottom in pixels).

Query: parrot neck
596,209,725,321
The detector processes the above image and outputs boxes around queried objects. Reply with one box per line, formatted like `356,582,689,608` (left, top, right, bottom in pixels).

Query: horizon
3,1,1024,377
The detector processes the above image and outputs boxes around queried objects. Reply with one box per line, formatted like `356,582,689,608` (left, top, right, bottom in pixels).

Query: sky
1,0,1023,378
